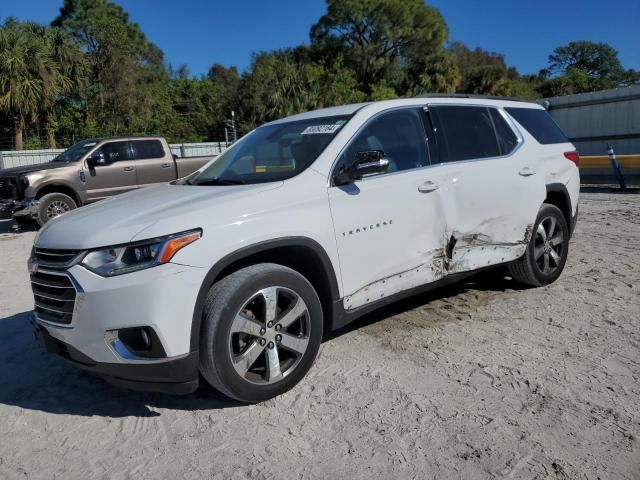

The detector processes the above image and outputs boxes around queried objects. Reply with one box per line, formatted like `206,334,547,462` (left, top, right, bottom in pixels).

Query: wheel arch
190,237,341,352
35,183,82,206
544,183,573,235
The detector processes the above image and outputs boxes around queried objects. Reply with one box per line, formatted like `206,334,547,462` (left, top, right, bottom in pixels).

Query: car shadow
0,218,38,235
325,268,522,340
0,311,242,417
0,270,519,417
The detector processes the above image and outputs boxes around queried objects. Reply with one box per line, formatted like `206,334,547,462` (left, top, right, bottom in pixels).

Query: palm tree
38,25,88,148
0,20,86,150
0,20,48,150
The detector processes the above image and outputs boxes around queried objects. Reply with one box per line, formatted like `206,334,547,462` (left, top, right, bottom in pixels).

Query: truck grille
34,248,84,269
0,177,17,200
31,270,77,325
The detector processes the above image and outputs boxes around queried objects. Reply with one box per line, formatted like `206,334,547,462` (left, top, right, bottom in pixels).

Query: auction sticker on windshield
301,124,342,135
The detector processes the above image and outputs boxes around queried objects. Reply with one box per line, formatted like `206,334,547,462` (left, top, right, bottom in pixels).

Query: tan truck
0,136,213,225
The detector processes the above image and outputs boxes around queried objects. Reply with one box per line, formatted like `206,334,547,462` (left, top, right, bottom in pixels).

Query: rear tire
199,263,323,403
36,193,77,226
508,203,569,287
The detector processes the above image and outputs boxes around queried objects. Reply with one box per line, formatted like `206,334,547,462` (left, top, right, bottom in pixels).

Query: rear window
131,140,165,159
505,108,568,145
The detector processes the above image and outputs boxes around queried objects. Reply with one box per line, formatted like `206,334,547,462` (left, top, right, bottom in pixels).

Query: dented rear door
427,104,545,273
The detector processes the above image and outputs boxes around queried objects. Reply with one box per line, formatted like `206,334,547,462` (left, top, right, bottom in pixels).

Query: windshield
191,115,350,185
52,139,100,163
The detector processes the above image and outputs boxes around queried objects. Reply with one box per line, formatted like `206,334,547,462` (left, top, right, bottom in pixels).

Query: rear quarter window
505,107,568,145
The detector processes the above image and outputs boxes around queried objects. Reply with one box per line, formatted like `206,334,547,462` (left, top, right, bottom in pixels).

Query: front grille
34,248,84,269
31,270,77,325
0,177,17,200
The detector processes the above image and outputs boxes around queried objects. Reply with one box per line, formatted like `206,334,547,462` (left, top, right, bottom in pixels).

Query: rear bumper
570,205,579,237
33,317,199,394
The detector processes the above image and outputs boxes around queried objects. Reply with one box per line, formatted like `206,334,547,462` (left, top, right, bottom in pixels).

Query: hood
35,182,283,250
0,161,72,176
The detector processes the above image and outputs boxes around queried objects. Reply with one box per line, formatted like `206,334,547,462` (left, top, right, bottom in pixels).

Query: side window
96,141,132,163
339,109,429,176
429,106,500,163
131,140,165,160
490,108,519,155
504,107,568,145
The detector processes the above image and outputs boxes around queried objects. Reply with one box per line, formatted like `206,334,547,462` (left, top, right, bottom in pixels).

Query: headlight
81,229,201,277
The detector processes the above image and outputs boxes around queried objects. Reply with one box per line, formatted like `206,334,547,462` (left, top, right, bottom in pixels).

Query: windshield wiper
195,178,245,186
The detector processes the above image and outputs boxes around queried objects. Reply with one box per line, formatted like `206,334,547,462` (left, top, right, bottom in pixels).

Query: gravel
0,191,638,479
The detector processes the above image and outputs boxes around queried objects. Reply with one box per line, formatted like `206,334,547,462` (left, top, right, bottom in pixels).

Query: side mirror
334,150,389,185
87,151,105,168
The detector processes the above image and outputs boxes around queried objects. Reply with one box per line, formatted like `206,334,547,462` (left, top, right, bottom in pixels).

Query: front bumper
33,319,199,394
0,198,38,218
32,261,208,394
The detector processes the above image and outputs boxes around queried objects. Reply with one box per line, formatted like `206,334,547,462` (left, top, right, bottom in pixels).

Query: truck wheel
508,203,569,287
36,193,77,226
199,263,323,403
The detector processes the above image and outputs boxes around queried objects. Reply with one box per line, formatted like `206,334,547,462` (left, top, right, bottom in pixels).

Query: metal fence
545,84,640,157
0,141,229,170
545,84,640,185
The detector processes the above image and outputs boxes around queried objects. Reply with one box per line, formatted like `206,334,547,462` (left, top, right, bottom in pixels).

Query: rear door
131,139,176,186
426,104,545,273
328,107,450,311
83,141,137,201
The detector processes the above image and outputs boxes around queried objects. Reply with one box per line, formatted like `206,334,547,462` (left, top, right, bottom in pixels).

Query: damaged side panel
343,222,533,311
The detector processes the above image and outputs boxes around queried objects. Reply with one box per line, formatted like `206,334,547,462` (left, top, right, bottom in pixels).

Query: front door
426,104,545,273
83,141,137,202
328,107,449,311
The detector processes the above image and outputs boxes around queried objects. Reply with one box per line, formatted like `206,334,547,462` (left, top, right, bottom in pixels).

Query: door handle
518,167,536,177
418,180,439,193
161,163,172,169
123,166,135,172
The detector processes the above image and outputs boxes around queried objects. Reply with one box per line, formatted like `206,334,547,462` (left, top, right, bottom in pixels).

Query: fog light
105,327,166,360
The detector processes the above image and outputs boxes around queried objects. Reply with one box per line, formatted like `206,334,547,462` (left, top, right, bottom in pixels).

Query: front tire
508,203,569,287
199,263,323,403
36,192,77,226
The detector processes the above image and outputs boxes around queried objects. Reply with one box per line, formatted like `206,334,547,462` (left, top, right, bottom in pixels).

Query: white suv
29,95,580,402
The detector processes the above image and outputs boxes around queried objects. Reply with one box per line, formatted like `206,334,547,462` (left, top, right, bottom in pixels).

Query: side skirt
329,269,479,332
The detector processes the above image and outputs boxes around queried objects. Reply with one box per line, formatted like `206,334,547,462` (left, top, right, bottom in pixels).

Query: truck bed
175,156,213,178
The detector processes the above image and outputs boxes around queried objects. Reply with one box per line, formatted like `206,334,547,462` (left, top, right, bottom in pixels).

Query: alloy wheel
228,286,311,385
533,215,564,275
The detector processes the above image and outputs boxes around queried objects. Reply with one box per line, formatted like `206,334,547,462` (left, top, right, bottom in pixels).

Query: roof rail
415,93,531,103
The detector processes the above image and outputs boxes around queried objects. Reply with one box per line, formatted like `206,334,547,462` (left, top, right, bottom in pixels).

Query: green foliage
311,0,448,93
1,1,638,150
53,0,168,136
0,18,86,149
538,41,637,95
235,49,365,131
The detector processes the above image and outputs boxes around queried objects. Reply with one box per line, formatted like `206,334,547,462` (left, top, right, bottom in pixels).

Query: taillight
564,150,580,166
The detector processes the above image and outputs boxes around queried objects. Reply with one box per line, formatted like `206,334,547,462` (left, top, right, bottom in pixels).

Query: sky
2,0,639,77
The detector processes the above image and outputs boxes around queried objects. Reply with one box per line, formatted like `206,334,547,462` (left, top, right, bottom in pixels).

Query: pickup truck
0,136,213,225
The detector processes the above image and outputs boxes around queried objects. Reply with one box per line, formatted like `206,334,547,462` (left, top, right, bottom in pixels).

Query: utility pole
226,111,237,143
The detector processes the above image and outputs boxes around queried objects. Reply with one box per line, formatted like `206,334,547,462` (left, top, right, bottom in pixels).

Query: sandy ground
0,191,638,480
